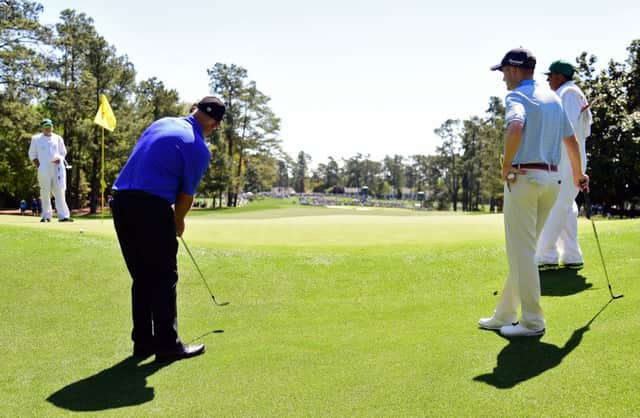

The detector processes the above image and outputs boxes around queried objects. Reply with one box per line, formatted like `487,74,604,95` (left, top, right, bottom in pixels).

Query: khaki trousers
494,169,560,330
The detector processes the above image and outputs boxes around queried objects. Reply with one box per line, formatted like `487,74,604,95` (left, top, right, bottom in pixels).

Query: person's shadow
473,300,611,389
540,268,592,296
46,356,168,411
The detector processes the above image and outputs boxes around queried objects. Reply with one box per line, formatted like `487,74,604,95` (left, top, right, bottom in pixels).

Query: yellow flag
94,94,117,131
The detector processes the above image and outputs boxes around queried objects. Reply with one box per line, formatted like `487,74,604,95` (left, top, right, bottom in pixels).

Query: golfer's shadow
473,300,611,389
46,356,168,411
540,268,592,296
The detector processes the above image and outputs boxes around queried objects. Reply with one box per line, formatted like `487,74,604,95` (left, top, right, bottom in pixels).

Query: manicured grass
1,204,638,417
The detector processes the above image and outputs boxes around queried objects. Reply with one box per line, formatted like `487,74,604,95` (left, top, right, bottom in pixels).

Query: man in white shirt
537,61,592,270
28,119,73,222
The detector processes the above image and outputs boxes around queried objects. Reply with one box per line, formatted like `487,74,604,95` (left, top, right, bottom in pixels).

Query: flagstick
101,125,105,221
94,94,116,221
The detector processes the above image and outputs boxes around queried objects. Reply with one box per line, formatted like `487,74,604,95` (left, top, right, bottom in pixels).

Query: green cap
545,60,575,79
41,118,53,127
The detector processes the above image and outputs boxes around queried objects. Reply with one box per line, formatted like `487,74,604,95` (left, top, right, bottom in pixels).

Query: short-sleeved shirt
113,115,210,204
504,79,575,166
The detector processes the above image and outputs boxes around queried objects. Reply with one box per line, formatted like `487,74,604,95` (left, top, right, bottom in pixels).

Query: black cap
197,96,225,122
490,48,536,71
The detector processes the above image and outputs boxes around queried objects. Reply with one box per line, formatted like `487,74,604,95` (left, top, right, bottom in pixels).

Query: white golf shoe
478,316,516,331
500,323,545,338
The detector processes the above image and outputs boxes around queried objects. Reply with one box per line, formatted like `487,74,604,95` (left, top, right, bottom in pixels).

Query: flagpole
93,94,116,221
101,125,105,221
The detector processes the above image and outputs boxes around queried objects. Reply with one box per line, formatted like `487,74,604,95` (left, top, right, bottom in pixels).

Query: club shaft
589,219,616,297
180,236,216,297
583,191,622,299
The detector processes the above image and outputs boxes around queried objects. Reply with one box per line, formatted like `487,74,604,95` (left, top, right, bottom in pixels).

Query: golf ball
79,229,84,234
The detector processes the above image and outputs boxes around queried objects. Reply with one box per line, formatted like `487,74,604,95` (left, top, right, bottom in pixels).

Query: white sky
38,0,639,166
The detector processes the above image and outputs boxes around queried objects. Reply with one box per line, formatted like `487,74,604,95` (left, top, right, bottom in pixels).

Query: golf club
180,236,230,306
581,182,624,300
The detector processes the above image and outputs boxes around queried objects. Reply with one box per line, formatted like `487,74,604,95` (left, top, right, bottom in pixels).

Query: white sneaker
500,323,545,337
478,316,516,330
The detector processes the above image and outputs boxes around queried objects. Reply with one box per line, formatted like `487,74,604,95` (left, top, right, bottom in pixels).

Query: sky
38,0,639,166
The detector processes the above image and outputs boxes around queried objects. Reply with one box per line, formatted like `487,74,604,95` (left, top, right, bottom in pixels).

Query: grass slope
1,204,638,417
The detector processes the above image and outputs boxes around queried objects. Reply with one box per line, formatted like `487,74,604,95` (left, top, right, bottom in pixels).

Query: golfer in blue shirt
479,48,589,338
111,96,225,361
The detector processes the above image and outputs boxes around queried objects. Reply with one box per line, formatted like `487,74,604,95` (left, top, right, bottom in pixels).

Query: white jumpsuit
28,133,71,220
536,81,592,265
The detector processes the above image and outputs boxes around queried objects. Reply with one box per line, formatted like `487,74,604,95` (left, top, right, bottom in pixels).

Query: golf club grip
582,189,592,219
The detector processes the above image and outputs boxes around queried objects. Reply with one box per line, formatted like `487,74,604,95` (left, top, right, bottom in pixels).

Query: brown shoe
155,344,205,363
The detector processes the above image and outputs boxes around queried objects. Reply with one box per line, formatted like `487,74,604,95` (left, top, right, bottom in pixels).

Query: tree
292,151,310,193
576,43,640,213
0,0,50,96
383,155,406,198
207,63,281,206
244,153,278,193
435,119,462,210
199,143,231,208
325,157,340,191
0,0,49,207
459,117,483,211
480,97,506,212
135,77,181,123
275,159,289,189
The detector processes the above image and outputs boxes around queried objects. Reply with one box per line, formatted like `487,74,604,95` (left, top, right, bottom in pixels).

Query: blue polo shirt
505,79,574,165
113,115,210,204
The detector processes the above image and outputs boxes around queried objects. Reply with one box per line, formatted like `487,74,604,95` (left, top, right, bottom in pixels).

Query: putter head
212,296,230,306
608,285,624,300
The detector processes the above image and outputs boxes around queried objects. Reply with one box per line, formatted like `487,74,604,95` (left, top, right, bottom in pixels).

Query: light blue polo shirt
113,115,211,204
505,79,574,165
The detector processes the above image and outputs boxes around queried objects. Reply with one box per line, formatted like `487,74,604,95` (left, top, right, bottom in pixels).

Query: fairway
1,203,638,417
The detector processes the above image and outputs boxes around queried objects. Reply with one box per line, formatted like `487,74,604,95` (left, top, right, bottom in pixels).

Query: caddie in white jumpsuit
479,48,589,338
537,60,592,270
28,118,73,222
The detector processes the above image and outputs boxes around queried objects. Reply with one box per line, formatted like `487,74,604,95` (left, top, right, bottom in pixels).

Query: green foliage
576,43,640,210
435,119,462,210
0,0,49,98
244,153,278,192
206,63,282,206
0,99,39,206
292,151,309,193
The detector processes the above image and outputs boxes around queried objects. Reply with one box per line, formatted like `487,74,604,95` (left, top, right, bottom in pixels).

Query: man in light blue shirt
479,48,589,338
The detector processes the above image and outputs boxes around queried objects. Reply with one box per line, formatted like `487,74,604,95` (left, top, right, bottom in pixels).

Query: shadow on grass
540,268,592,296
46,356,168,411
474,299,612,389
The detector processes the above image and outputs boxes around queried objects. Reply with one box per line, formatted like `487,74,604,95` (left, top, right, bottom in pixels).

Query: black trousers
111,190,181,350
